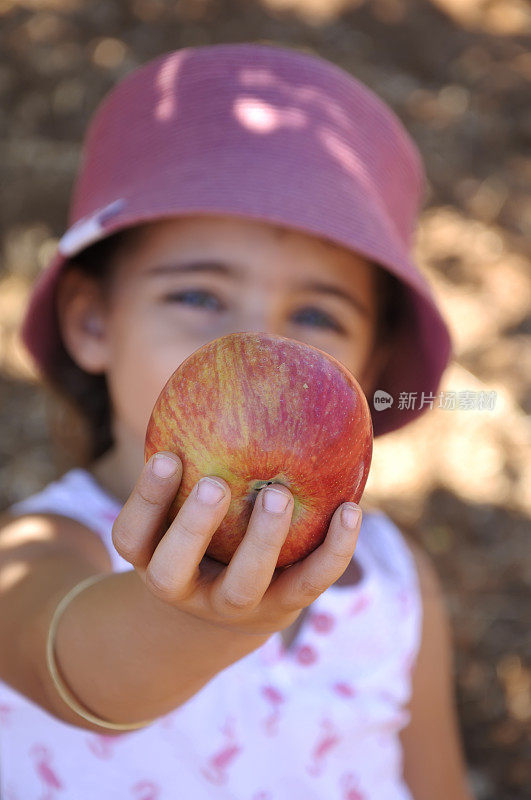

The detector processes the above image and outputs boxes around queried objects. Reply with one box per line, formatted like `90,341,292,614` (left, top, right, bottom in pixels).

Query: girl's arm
0,452,362,736
0,510,272,734
399,539,476,800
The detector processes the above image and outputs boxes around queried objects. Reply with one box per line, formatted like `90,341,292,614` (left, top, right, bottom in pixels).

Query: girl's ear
358,338,392,401
55,266,110,374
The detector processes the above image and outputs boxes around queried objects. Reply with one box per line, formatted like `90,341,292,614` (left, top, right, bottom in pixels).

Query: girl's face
60,214,387,494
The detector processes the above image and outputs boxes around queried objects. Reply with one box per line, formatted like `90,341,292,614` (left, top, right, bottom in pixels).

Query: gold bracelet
46,572,157,731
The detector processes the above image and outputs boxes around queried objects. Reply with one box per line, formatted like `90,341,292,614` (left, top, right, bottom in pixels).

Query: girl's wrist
46,573,157,731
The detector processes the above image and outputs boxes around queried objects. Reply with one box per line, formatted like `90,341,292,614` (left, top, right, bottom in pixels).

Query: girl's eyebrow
301,279,370,317
145,260,236,279
144,260,369,317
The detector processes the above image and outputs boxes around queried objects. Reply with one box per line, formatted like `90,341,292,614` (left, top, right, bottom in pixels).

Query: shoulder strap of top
7,469,120,527
6,469,128,571
359,509,424,665
360,510,419,587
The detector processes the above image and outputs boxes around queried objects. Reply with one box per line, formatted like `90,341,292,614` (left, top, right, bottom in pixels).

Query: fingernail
341,503,362,529
197,477,226,505
263,487,290,513
151,453,179,478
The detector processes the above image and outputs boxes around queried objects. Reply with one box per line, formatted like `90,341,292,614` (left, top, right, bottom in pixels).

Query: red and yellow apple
144,331,373,568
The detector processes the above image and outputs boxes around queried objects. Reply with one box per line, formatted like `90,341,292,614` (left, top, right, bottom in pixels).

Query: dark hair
44,227,139,472
373,263,404,352
46,225,403,471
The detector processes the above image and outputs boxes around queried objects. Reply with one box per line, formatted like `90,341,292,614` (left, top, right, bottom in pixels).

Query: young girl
0,43,474,799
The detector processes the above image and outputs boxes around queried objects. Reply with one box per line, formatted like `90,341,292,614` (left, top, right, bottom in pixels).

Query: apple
144,331,373,568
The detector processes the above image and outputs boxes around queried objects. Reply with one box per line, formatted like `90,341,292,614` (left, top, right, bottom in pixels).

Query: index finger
111,452,182,570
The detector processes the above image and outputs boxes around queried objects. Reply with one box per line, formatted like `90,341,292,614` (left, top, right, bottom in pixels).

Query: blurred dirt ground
0,1,530,798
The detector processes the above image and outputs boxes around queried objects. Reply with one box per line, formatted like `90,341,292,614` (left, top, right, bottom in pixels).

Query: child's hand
112,451,362,637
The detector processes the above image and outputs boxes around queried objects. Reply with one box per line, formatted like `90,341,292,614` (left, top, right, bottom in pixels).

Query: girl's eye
292,306,344,333
163,289,223,311
162,292,344,333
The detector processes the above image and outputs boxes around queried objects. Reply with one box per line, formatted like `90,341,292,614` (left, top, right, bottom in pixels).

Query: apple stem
248,477,290,496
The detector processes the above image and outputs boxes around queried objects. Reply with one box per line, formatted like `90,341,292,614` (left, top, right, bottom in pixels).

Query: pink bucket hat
19,41,452,437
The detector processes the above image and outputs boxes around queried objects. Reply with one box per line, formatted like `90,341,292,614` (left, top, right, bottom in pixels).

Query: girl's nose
234,321,286,340
236,307,285,339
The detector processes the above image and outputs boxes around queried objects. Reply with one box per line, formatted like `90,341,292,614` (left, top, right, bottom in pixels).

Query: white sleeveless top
1,468,422,800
